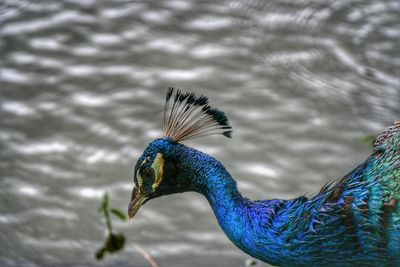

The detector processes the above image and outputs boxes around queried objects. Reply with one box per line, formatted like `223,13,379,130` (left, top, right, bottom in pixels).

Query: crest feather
163,87,232,142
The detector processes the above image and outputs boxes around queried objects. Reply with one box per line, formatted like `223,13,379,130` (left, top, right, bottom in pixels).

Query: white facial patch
136,168,143,192
151,153,164,191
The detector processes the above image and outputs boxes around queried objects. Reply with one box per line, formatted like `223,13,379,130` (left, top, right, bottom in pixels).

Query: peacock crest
162,87,232,142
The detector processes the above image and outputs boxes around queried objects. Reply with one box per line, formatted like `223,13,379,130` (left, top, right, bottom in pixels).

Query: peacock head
128,88,232,219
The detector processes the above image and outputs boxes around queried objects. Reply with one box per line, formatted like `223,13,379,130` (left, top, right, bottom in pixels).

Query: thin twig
133,243,159,267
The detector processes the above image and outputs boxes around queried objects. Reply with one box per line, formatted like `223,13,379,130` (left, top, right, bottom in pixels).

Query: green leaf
360,134,377,147
110,208,127,221
95,247,106,260
101,192,109,211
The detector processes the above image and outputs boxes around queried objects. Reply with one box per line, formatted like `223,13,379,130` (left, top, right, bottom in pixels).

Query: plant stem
104,206,113,233
133,244,159,267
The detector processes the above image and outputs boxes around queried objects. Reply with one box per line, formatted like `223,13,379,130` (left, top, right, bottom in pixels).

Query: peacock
128,88,400,266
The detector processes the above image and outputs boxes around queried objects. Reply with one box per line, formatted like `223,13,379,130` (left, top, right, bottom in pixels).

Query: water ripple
11,140,69,155
2,10,94,36
186,15,235,30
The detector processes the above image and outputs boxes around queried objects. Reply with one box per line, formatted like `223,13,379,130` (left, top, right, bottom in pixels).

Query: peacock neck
172,144,256,253
201,171,253,253
168,143,292,264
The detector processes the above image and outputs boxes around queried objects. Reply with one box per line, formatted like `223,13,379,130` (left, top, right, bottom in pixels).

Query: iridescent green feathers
375,121,400,149
320,121,400,194
372,121,400,202
256,121,400,265
163,87,232,142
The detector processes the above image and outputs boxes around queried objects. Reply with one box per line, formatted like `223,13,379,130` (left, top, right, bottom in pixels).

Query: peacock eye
141,167,154,180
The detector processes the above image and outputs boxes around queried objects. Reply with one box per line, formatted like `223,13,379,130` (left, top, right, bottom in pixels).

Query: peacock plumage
128,88,400,266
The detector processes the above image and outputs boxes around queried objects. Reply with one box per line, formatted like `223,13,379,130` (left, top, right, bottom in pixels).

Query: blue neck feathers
163,141,269,255
146,139,296,264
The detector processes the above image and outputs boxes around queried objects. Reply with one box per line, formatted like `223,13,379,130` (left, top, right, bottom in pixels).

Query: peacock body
128,88,400,266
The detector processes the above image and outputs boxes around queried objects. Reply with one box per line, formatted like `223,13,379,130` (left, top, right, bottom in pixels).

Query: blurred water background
1,0,399,266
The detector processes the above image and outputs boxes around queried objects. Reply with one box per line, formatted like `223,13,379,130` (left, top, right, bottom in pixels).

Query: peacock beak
128,187,148,219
